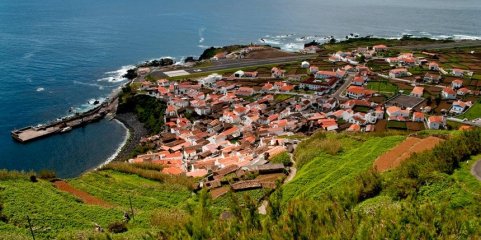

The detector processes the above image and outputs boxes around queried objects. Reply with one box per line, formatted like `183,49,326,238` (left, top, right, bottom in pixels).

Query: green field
387,120,407,129
282,133,405,201
458,102,481,120
273,94,293,102
367,81,398,94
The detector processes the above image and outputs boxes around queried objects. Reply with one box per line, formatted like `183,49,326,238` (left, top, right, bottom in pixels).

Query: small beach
111,112,149,162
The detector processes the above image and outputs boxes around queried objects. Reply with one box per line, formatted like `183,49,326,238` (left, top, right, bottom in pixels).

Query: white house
315,71,337,79
428,62,439,71
234,70,245,78
199,73,222,85
427,116,445,129
441,87,457,100
351,76,365,86
451,79,463,89
389,68,409,78
271,67,285,79
412,112,424,122
386,106,410,119
346,86,366,99
373,44,388,52
451,69,465,77
457,88,471,96
211,52,226,61
423,73,442,84
450,100,472,114
410,86,424,98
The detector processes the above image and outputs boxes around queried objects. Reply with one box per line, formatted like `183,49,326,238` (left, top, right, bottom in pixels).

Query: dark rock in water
184,56,197,63
94,100,100,105
304,40,320,48
138,58,174,67
123,68,138,80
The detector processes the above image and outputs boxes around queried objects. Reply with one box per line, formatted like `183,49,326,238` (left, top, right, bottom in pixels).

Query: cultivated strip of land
53,180,112,208
374,136,444,172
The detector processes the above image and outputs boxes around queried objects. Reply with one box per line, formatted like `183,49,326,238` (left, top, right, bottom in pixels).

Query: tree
435,95,441,105
357,54,366,63
426,97,432,105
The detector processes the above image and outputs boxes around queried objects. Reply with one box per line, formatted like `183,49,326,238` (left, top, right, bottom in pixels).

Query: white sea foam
259,38,281,45
23,52,35,60
198,44,209,49
97,65,134,83
281,42,305,52
73,80,105,90
36,87,45,92
146,56,175,62
96,119,130,170
199,27,206,43
452,34,481,40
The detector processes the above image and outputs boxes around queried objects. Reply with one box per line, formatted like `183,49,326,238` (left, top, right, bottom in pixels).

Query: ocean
0,0,480,178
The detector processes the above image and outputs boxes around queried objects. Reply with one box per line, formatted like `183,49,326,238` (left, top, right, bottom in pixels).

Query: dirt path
53,180,111,208
258,200,268,215
471,160,481,182
259,153,296,215
285,153,297,183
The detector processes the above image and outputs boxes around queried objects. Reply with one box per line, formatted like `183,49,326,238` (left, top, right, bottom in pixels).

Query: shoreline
109,112,149,162
94,119,130,171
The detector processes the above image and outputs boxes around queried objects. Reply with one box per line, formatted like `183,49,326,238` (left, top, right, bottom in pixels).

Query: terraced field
282,134,405,201
68,170,191,211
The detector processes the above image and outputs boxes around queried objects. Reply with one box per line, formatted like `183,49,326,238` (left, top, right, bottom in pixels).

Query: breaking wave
73,80,106,90
97,65,134,83
258,31,481,52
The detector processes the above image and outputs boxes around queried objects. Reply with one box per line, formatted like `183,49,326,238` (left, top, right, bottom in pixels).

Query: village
127,42,481,198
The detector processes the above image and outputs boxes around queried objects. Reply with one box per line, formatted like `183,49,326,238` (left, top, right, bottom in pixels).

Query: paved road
447,117,481,127
332,76,353,99
151,54,318,78
471,159,481,181
396,40,481,51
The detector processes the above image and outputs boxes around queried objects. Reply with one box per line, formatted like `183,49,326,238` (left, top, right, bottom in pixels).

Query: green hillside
282,133,405,201
0,170,192,239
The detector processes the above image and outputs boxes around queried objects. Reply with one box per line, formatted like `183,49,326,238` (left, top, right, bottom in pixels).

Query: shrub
107,221,127,233
29,175,37,182
38,170,56,179
151,209,188,234
355,169,382,202
0,169,31,180
270,152,291,166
